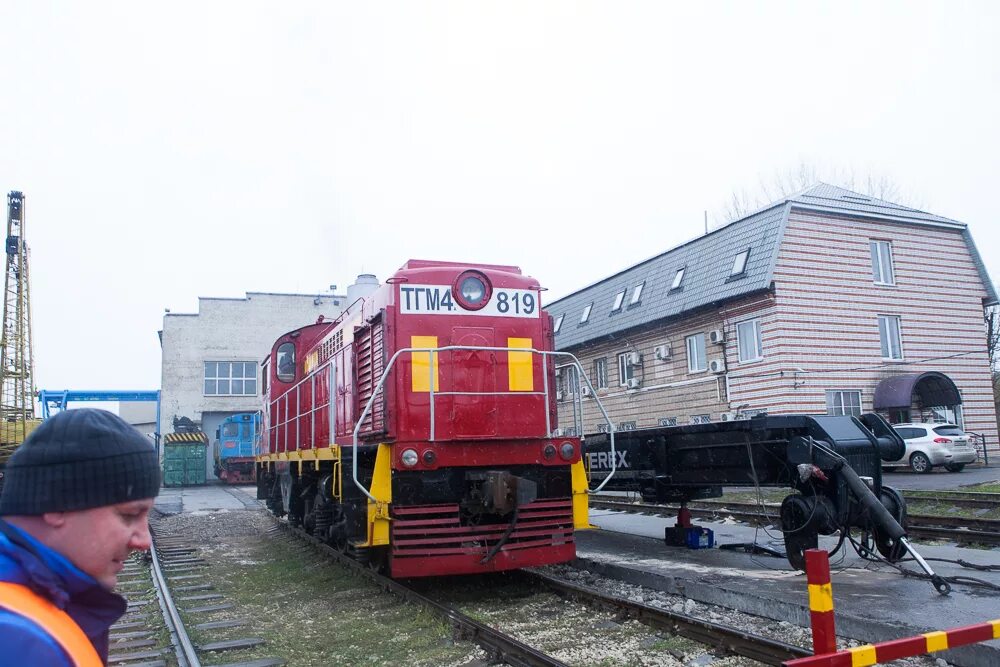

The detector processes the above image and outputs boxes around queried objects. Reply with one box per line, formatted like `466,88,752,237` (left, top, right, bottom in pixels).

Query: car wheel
945,463,966,473
910,452,932,474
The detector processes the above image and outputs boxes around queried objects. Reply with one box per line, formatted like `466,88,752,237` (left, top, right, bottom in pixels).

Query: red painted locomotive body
256,260,589,577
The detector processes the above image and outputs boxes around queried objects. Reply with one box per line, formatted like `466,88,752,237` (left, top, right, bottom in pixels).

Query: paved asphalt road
882,463,1000,490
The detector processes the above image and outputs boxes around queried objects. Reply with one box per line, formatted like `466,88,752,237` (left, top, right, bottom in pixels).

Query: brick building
548,184,999,460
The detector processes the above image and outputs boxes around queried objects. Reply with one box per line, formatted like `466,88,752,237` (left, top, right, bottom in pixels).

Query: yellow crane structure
0,191,40,485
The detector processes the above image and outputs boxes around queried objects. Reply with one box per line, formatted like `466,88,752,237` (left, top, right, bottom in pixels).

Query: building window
630,282,644,305
736,319,763,362
658,417,677,427
929,405,963,427
878,315,903,360
826,390,862,416
580,303,593,324
611,289,626,313
561,366,578,397
731,249,750,276
686,333,706,372
594,358,608,390
870,240,895,285
691,414,711,424
670,268,685,291
617,352,634,385
619,421,637,431
205,361,258,396
553,315,564,333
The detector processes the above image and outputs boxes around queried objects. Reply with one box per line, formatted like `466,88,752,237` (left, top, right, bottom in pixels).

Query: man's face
47,499,155,590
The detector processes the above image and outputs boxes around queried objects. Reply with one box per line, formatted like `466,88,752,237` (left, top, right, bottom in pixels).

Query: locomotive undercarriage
256,452,575,577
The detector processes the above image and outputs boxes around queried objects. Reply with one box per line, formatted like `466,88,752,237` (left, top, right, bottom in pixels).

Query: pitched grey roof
787,183,963,227
549,183,997,350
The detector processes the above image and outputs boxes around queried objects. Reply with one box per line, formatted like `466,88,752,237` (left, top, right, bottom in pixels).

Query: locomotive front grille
390,498,574,559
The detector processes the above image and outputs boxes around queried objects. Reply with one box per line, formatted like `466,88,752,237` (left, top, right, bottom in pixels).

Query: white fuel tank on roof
347,273,379,304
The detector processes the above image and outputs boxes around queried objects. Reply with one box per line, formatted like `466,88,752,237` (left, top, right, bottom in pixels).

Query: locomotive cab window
222,423,239,437
276,342,296,382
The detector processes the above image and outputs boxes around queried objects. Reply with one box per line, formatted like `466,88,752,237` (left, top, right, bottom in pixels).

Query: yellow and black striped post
805,549,837,656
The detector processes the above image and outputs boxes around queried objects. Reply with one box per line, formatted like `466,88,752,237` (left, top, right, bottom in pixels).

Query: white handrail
350,345,617,501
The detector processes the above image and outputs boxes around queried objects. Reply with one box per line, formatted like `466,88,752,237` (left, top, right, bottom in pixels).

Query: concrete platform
154,484,257,515
580,509,1000,667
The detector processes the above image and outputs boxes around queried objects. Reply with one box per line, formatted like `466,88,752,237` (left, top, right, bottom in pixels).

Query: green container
162,443,206,487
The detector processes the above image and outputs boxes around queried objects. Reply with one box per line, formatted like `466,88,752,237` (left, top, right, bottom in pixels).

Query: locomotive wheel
873,486,907,562
780,494,818,571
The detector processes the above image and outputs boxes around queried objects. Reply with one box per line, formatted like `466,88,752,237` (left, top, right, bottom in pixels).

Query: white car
887,423,978,473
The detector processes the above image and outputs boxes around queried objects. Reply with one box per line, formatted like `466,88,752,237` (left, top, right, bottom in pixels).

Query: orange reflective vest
0,581,103,667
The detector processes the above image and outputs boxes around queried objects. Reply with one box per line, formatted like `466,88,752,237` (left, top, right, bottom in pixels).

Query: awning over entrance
873,371,961,410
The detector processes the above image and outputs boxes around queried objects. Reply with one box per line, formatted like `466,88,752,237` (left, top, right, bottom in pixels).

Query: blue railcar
213,412,260,484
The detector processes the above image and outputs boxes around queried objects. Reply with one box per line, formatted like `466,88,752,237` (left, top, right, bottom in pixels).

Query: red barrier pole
805,549,837,656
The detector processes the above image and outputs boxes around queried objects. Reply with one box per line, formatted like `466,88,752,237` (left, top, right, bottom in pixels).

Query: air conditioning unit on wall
654,344,671,360
720,411,737,422
708,359,725,374
556,390,564,401
627,351,642,365
626,377,641,390
581,386,593,397
709,329,725,345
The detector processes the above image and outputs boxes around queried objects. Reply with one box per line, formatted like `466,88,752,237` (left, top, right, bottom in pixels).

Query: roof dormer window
630,282,644,306
731,249,750,276
553,315,564,333
670,267,685,291
580,303,593,323
611,289,626,313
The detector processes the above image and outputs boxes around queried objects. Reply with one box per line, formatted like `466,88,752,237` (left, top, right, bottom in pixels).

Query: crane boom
0,190,40,476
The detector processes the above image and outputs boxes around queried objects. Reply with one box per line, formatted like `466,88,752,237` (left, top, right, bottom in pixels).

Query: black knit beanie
0,408,160,515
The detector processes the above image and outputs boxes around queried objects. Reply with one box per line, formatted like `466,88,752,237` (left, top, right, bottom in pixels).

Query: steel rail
149,531,201,667
275,520,569,667
523,570,811,665
589,497,1000,546
901,491,1000,510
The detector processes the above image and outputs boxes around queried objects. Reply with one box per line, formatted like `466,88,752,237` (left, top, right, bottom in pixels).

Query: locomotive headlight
453,270,492,311
559,442,575,461
543,444,557,460
401,449,419,467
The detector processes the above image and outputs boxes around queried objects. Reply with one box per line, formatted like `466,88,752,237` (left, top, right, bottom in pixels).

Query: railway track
112,519,285,667
271,511,811,666
901,490,1000,510
590,496,1000,547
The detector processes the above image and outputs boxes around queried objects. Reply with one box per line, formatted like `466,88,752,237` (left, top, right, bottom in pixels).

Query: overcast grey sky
1,2,998,395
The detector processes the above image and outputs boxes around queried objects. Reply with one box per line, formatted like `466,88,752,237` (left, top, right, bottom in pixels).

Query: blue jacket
0,519,126,665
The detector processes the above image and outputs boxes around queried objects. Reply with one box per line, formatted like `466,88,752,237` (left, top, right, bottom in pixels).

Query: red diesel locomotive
255,260,597,577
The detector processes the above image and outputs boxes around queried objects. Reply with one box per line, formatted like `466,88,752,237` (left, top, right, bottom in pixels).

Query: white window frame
878,315,903,360
736,319,763,363
611,289,626,312
617,352,634,386
580,303,593,323
686,333,707,373
205,361,258,396
594,357,608,390
826,390,862,417
870,240,895,286
630,282,645,305
671,267,685,290
731,249,750,276
553,315,564,333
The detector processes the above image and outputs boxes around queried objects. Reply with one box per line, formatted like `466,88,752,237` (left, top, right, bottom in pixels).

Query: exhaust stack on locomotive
255,260,615,577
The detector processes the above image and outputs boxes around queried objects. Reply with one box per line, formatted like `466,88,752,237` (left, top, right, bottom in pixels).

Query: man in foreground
0,408,160,665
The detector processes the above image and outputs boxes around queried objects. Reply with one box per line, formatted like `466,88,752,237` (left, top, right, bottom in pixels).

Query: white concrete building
158,286,359,477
